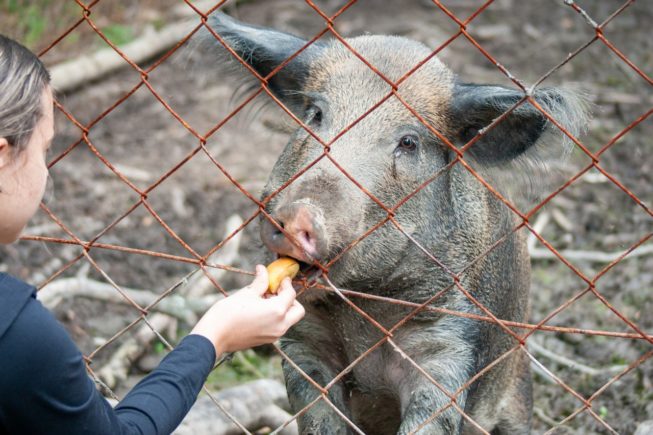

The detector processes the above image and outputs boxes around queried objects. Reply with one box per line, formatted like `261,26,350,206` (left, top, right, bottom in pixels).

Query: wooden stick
50,22,191,93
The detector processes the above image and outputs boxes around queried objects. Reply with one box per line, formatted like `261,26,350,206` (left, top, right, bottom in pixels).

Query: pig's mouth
276,254,322,287
301,262,322,284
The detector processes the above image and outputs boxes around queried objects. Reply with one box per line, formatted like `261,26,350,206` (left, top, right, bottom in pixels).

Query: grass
1,0,81,49
0,0,173,58
101,24,134,47
205,349,284,390
151,338,283,391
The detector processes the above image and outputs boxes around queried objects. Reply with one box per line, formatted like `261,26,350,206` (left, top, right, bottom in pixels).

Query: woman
0,34,305,434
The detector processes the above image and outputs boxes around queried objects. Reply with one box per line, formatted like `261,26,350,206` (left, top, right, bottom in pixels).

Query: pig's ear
450,83,589,165
200,12,321,110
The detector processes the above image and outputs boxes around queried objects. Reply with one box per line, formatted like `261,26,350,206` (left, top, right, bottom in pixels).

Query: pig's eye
394,135,418,157
307,106,323,126
460,126,480,144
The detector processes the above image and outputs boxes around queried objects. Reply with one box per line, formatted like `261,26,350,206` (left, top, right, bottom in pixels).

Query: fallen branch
96,215,243,389
174,379,298,435
550,208,574,233
39,275,221,323
50,21,191,93
533,406,564,429
530,361,556,385
635,421,653,435
528,339,627,377
530,244,653,263
527,211,551,253
39,214,244,314
187,214,245,298
50,215,245,390
97,314,172,389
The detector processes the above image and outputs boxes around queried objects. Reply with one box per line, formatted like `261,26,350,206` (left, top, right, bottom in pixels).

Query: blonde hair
0,35,51,154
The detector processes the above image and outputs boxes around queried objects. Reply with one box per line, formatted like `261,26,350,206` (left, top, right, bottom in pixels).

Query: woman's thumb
249,265,269,295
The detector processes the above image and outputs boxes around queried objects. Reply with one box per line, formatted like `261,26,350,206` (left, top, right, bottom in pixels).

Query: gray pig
201,12,588,435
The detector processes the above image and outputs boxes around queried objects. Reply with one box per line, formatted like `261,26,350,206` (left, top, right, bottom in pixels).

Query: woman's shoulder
0,276,99,430
0,273,84,384
0,272,35,292
0,272,37,340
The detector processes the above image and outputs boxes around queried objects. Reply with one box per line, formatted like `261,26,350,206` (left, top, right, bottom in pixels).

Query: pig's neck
335,267,461,307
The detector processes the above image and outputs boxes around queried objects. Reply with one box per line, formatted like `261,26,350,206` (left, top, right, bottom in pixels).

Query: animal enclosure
1,0,651,433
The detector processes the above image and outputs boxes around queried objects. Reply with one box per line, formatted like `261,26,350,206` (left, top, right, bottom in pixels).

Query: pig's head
202,13,589,292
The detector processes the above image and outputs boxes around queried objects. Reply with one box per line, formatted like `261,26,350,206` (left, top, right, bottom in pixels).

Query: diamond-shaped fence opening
2,1,651,434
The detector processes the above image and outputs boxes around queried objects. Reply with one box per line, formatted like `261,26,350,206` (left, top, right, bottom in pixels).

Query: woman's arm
114,334,216,434
0,267,304,435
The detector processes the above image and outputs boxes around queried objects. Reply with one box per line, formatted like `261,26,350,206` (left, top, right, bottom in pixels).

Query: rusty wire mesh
5,0,652,433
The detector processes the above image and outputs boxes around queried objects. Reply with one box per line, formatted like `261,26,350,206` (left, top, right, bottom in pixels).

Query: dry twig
530,244,653,263
174,379,298,435
528,339,628,377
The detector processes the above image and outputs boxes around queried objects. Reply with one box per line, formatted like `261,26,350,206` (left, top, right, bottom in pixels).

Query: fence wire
11,0,653,433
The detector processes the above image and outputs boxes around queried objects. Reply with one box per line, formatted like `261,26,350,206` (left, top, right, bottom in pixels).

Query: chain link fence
3,0,652,433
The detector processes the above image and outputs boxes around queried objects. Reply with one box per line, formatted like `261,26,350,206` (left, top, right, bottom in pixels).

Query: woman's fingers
249,264,269,295
268,279,304,332
285,301,305,326
275,277,298,310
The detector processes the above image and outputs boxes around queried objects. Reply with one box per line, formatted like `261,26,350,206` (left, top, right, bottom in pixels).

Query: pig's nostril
299,231,316,249
262,204,323,261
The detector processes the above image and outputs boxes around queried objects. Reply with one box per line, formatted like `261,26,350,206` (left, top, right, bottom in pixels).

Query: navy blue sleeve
0,295,216,435
114,335,217,434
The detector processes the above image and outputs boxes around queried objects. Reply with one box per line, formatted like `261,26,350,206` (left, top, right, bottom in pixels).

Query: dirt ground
1,1,651,433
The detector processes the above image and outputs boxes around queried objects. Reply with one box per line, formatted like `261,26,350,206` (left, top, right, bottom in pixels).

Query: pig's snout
260,202,326,263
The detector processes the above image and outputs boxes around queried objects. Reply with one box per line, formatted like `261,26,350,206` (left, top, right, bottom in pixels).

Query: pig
200,12,589,435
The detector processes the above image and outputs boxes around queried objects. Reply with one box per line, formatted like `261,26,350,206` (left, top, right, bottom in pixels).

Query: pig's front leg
280,337,354,435
398,384,468,434
392,332,476,434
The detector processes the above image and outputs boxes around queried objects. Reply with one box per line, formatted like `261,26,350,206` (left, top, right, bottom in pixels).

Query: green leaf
102,24,134,46
23,6,46,47
153,341,165,355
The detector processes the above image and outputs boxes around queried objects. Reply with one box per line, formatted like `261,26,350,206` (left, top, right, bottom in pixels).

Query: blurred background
1,1,651,433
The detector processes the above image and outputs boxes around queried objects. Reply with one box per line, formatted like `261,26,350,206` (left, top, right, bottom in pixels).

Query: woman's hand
190,265,305,356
